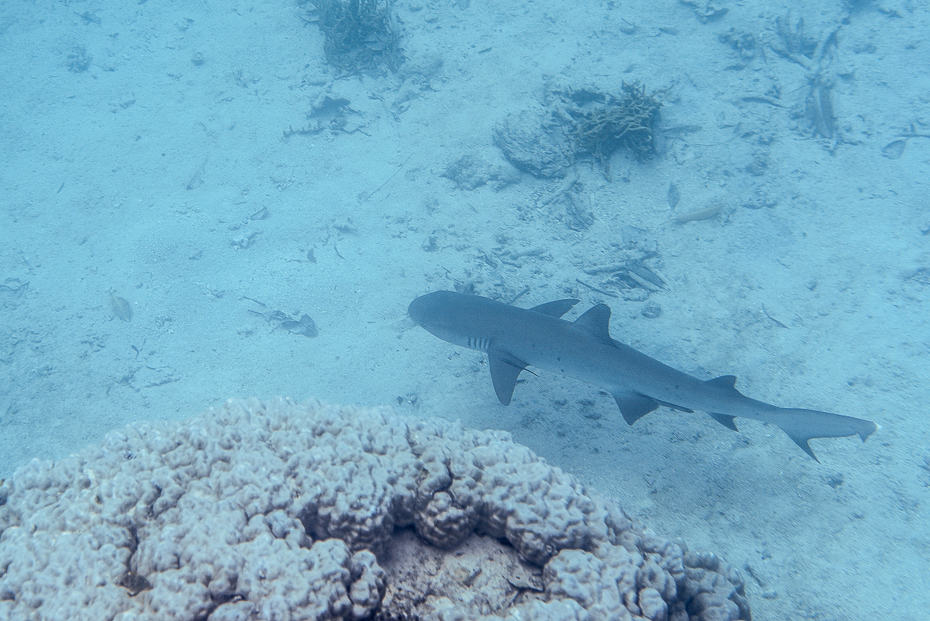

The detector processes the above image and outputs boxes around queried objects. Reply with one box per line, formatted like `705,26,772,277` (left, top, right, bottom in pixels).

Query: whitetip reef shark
408,290,877,461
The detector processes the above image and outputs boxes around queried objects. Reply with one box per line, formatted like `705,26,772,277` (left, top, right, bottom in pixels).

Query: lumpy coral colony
0,399,749,620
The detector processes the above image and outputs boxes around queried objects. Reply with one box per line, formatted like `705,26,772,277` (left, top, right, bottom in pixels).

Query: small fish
109,291,132,321
628,262,667,289
673,205,721,224
881,139,906,160
667,182,680,208
279,313,318,338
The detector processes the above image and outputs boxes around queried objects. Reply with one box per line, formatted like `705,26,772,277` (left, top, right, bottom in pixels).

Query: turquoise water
1,1,927,618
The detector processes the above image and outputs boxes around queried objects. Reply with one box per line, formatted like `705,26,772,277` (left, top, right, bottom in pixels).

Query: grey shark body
408,290,877,460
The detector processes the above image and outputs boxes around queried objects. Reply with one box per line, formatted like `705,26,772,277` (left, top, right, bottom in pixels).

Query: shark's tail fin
772,408,877,462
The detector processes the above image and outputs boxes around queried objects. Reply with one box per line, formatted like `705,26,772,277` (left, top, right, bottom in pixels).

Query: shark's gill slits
467,335,490,352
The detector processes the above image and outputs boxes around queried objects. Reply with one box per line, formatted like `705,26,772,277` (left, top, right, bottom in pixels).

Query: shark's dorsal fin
573,304,612,341
487,347,527,405
613,391,659,425
530,298,580,318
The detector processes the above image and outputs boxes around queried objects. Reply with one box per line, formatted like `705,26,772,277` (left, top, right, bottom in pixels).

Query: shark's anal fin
613,391,659,425
787,432,820,462
487,348,528,405
530,298,579,318
704,377,741,430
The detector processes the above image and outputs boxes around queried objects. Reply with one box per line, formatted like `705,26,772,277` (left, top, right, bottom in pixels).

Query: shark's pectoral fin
613,391,659,425
488,349,528,405
709,413,739,431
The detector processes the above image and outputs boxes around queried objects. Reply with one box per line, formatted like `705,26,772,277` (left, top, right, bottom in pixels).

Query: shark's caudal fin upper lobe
770,408,877,462
613,375,877,461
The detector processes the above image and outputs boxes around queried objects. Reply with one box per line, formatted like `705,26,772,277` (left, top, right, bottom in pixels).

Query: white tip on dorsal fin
573,304,612,341
530,298,579,318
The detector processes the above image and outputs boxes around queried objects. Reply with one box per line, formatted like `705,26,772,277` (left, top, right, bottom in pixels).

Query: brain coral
0,398,750,620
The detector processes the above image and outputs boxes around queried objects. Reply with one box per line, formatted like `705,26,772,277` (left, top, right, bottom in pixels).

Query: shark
408,290,877,461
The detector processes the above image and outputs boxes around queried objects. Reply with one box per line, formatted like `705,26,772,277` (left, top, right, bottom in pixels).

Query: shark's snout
407,294,430,326
409,291,472,347
408,291,455,327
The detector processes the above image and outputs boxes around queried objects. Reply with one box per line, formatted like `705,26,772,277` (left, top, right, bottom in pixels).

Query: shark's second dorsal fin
573,304,612,341
530,298,579,318
487,348,528,405
706,375,738,389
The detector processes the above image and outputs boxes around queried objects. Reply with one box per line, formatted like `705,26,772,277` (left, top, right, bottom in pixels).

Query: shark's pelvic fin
574,304,613,342
488,348,528,405
530,298,579,318
613,391,660,425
